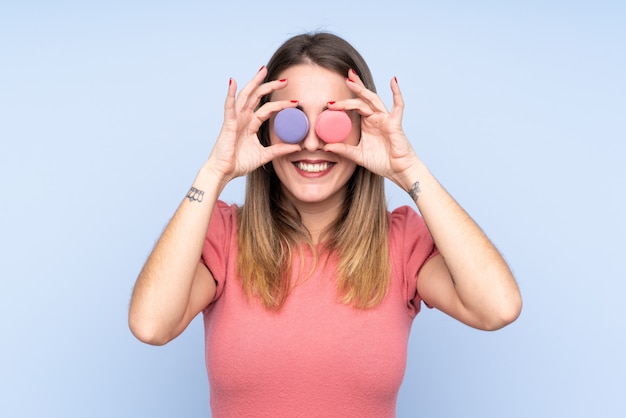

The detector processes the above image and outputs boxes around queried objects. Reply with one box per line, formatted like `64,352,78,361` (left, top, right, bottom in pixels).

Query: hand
206,67,301,183
324,71,420,190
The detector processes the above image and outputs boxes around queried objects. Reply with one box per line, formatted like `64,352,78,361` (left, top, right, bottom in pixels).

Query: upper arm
416,254,482,329
174,261,217,338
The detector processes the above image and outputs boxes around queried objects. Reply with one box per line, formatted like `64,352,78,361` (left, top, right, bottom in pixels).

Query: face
269,64,360,212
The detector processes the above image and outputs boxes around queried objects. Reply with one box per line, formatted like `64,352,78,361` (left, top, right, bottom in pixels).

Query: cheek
271,155,292,180
268,120,278,145
345,111,361,144
347,119,361,145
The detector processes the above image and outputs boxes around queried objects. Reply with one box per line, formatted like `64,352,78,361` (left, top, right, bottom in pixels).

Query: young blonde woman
129,32,522,417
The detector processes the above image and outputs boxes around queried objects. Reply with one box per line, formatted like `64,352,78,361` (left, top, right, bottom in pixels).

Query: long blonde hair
237,33,390,310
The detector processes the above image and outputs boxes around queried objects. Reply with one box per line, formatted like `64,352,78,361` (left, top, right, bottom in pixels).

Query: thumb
323,143,363,165
260,142,302,165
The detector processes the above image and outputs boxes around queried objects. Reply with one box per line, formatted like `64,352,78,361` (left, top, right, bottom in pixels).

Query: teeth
295,162,332,173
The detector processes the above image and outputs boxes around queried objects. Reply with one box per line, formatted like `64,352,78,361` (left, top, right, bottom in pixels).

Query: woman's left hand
323,70,419,191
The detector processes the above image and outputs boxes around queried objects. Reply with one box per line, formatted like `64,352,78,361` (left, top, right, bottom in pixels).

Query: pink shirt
202,201,436,417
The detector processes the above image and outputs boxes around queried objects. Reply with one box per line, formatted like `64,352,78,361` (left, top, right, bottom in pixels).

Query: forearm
401,159,521,324
128,163,226,343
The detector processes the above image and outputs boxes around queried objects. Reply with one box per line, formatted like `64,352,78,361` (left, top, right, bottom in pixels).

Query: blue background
1,1,625,417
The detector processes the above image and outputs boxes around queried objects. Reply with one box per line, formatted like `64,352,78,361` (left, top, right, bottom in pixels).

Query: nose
300,116,324,151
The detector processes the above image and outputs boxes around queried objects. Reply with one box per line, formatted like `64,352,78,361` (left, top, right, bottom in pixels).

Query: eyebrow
295,104,330,112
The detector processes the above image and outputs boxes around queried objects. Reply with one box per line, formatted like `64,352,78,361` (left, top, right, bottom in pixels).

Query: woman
129,32,522,416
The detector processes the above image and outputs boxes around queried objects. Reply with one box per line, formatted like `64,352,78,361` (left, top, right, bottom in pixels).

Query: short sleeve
200,200,238,304
389,206,438,317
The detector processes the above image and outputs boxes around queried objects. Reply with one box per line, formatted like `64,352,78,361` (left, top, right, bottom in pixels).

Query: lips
293,161,335,173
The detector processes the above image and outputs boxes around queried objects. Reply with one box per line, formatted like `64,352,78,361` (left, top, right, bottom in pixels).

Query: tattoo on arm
408,181,421,202
186,187,204,203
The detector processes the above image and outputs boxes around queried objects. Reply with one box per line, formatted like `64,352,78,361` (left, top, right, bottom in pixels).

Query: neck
292,198,345,245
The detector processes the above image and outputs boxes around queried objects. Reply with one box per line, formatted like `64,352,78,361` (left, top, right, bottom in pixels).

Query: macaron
315,110,352,143
274,108,309,144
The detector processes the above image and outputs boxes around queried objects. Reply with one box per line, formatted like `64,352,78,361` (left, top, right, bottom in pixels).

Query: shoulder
214,200,240,218
388,206,437,279
203,200,240,262
205,200,240,257
388,205,430,240
202,201,240,304
389,205,418,221
388,206,437,315
208,200,240,232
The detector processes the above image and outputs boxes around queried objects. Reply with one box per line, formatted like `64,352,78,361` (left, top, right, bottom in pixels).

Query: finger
259,142,302,165
389,76,405,121
223,77,238,123
255,99,299,120
346,73,388,113
236,66,269,110
322,142,364,166
347,68,365,86
327,98,374,117
242,78,289,112
248,99,299,133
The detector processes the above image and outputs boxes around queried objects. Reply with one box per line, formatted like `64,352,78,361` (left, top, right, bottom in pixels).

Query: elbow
128,312,175,346
476,271,523,331
478,294,523,331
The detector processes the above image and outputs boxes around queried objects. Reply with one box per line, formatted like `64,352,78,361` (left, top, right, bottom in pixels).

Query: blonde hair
237,33,390,310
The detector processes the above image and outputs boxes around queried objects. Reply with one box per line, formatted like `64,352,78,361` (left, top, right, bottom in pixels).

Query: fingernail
350,69,358,76
290,100,298,103
279,78,287,82
258,65,265,72
347,78,355,83
328,101,336,105
394,76,398,85
229,78,233,86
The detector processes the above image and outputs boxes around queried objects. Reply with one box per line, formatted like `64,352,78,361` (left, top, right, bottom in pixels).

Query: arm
128,167,224,346
325,72,522,330
408,162,521,330
128,68,301,345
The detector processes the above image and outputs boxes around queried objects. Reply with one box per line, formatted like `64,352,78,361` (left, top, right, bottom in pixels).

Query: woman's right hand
206,66,301,184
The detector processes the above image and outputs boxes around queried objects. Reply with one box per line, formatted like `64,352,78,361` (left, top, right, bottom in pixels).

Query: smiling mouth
294,161,335,173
